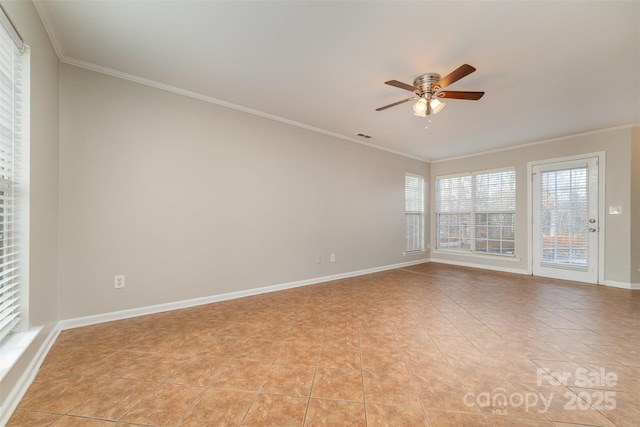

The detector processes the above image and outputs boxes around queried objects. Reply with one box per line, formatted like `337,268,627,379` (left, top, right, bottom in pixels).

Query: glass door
532,157,599,283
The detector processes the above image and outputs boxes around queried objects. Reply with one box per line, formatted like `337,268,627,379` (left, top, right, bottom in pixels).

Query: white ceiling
34,0,639,161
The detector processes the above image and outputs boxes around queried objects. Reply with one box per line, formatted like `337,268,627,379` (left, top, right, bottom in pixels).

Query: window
539,165,589,268
405,173,424,252
436,168,515,256
0,7,26,344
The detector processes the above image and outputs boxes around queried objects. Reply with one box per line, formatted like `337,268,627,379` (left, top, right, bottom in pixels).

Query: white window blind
435,174,472,250
405,173,424,252
539,167,589,268
0,6,25,345
436,168,515,255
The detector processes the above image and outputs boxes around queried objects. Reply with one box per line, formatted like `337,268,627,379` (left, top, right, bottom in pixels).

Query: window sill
403,250,428,256
433,249,521,262
0,327,41,382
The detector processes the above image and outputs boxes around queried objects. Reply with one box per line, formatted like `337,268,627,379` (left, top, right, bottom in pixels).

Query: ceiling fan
376,64,484,116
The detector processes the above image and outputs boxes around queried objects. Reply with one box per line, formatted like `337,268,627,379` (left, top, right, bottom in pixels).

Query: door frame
527,152,605,284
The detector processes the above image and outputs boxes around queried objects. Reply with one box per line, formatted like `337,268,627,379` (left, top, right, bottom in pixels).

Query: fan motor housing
413,73,441,96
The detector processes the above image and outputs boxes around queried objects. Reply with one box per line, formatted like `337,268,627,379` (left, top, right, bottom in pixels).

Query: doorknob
589,219,596,223
589,228,597,232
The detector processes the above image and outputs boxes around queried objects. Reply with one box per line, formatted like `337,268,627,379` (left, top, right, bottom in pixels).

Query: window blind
436,168,515,255
473,169,516,255
435,174,472,213
539,167,589,269
0,6,25,344
435,174,472,250
405,173,424,252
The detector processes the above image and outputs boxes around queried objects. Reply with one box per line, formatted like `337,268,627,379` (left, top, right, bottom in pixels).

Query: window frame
405,172,425,253
435,167,516,257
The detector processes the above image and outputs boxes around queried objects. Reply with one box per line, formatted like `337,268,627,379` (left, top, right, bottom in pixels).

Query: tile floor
7,263,640,426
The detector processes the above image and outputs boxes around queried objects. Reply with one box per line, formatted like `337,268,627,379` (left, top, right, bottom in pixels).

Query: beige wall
430,126,636,285
0,0,635,416
631,126,640,285
0,0,60,415
58,64,429,320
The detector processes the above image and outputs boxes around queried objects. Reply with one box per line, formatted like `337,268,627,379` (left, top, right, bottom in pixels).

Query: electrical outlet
330,253,336,262
316,255,321,264
114,275,125,289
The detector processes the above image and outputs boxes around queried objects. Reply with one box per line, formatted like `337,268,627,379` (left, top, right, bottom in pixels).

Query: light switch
609,206,623,215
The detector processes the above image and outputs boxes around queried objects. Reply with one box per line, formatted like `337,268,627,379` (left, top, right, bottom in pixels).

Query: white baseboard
603,280,640,290
429,257,528,275
59,259,429,331
431,257,639,290
0,324,60,427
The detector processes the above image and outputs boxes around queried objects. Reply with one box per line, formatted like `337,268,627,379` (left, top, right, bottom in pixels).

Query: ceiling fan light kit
429,98,445,114
413,97,445,117
412,98,428,116
376,64,484,118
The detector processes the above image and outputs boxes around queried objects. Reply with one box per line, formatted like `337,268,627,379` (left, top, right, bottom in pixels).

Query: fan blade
433,64,476,90
376,97,415,111
437,91,485,100
384,80,418,92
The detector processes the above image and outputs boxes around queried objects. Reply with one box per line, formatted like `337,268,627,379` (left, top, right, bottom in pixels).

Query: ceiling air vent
356,133,372,139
